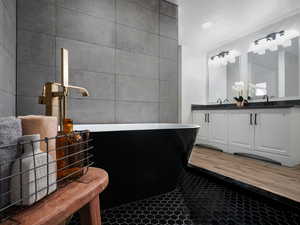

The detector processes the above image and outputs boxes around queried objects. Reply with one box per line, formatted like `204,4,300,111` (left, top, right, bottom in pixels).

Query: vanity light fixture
249,29,299,55
209,50,239,66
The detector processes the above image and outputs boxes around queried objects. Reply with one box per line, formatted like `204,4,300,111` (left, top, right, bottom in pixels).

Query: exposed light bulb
269,45,278,52
257,49,266,55
221,61,228,66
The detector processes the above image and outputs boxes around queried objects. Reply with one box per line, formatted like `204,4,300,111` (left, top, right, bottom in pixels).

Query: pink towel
18,116,58,160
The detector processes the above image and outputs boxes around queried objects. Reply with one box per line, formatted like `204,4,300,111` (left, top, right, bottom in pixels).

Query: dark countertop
192,100,300,110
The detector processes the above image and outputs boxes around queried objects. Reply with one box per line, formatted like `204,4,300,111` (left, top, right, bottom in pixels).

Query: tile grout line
15,0,18,116
158,0,161,123
114,0,117,123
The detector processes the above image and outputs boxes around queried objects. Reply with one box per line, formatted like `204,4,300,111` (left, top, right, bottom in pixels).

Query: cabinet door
228,112,254,154
192,111,209,144
208,112,227,147
254,111,290,156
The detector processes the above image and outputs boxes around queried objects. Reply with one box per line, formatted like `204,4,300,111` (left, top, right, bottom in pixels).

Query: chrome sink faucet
217,98,222,104
263,95,269,103
223,98,230,104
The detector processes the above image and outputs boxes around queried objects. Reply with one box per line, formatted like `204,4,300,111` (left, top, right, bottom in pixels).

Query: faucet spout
67,85,90,97
263,95,269,103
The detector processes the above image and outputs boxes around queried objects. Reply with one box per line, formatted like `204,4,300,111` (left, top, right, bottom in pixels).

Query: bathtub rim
74,123,200,132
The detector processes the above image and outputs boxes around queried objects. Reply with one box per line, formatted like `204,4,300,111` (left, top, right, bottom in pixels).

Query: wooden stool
2,167,109,225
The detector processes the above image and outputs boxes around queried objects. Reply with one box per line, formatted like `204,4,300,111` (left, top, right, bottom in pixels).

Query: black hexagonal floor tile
69,169,300,225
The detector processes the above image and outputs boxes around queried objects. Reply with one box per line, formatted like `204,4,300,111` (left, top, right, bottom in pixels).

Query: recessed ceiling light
202,22,213,29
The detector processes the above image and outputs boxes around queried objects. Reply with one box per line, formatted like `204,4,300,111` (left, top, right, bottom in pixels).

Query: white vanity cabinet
208,112,228,151
228,111,253,154
253,110,290,157
192,111,209,145
192,111,228,150
192,107,300,166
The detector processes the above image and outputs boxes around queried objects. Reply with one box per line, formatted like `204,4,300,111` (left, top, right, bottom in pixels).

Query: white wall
181,46,207,123
207,12,300,102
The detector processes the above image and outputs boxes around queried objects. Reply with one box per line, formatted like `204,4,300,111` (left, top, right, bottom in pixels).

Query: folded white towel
10,134,57,206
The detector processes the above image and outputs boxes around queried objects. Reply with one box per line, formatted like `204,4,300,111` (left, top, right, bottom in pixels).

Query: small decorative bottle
56,118,85,180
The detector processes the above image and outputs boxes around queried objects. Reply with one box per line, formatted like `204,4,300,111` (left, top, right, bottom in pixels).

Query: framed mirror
248,37,299,99
284,37,299,97
248,50,279,98
208,56,241,103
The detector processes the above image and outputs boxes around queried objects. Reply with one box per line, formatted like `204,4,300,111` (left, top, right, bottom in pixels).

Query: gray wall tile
0,1,15,117
2,3,16,56
56,0,115,21
117,24,159,57
117,75,159,102
69,70,115,100
0,2,4,45
160,36,178,61
159,102,178,123
116,49,159,79
116,101,159,123
131,0,159,12
159,80,169,102
69,98,115,123
0,91,15,116
17,96,44,116
116,0,159,34
17,30,55,66
160,14,178,39
0,47,11,93
17,63,55,97
2,0,16,22
160,0,178,18
160,58,178,81
17,0,55,35
56,38,115,74
56,7,115,47
16,0,178,123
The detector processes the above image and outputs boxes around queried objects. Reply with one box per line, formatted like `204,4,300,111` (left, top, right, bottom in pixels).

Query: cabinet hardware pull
250,113,253,125
204,113,207,123
254,113,257,125
207,113,210,123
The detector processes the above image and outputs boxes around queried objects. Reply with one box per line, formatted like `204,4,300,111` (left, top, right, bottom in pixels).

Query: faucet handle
38,96,46,105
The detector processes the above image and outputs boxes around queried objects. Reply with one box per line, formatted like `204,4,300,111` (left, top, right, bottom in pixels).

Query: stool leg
79,196,101,225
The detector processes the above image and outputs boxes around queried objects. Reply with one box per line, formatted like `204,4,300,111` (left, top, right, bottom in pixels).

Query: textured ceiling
178,0,300,52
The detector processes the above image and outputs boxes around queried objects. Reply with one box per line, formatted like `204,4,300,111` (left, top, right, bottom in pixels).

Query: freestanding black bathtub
74,123,199,209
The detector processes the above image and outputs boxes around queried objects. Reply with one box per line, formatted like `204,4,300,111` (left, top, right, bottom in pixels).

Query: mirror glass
208,57,240,103
248,37,299,99
284,38,299,97
248,50,279,98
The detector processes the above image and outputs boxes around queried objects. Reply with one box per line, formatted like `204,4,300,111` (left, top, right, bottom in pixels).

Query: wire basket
0,130,93,223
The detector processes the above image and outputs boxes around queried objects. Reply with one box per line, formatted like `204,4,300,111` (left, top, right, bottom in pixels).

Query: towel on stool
19,116,58,160
0,117,22,208
10,134,57,206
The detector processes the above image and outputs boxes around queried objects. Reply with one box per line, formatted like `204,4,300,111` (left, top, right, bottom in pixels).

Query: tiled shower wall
0,0,16,117
17,0,179,123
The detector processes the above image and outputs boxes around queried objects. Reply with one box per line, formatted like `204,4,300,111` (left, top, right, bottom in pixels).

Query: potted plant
232,82,248,107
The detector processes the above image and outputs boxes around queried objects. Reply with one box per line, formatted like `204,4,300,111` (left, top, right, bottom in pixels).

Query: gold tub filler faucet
39,48,90,180
39,48,89,130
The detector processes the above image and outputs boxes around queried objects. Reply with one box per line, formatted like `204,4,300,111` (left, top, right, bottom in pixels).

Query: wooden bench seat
1,167,109,225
